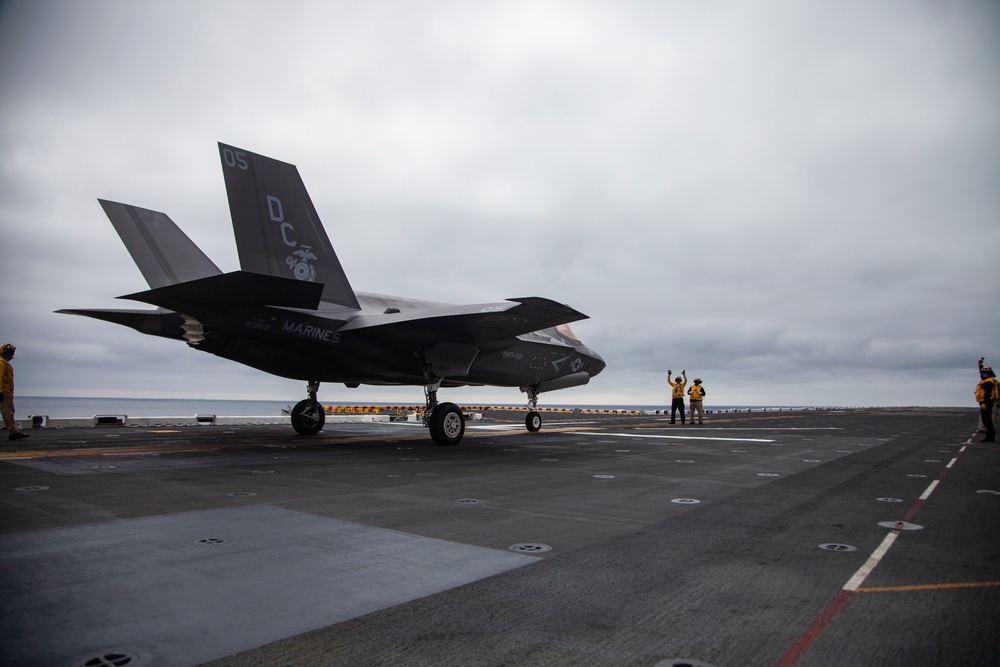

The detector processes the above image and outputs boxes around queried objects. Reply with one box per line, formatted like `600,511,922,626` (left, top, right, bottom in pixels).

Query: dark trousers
670,398,685,424
981,401,996,441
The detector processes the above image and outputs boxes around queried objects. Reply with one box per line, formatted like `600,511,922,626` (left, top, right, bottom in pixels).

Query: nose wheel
524,384,542,432
526,410,542,432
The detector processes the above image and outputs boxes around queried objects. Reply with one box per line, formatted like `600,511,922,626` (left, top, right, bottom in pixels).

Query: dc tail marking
218,143,360,309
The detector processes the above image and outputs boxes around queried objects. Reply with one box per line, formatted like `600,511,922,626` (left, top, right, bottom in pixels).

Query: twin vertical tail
218,143,360,310
59,143,358,337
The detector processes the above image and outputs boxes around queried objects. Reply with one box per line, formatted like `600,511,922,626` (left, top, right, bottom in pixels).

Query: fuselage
193,290,605,389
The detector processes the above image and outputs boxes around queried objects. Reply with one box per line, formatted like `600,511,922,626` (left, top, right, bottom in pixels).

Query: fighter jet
59,143,605,445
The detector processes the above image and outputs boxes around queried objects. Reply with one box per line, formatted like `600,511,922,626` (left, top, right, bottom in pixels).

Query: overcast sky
1,0,998,408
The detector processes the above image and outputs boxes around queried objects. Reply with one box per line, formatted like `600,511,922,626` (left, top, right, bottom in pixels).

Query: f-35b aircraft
59,143,605,445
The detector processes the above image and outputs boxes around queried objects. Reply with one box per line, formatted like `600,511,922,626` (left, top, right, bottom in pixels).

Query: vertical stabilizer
218,143,360,309
99,200,222,288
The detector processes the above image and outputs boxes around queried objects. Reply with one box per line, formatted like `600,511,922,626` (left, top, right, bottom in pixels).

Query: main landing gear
291,381,325,435
423,381,464,446
524,384,542,433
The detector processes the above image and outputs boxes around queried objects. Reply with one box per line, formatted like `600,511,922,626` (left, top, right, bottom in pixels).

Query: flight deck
1,408,997,666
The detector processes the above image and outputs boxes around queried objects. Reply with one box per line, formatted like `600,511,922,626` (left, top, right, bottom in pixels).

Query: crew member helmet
0,343,14,359
983,366,995,377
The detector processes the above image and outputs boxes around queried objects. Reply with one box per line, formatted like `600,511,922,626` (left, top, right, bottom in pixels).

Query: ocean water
14,396,296,419
13,396,812,419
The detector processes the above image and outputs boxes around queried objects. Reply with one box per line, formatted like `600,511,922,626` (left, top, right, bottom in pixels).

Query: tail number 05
222,148,249,170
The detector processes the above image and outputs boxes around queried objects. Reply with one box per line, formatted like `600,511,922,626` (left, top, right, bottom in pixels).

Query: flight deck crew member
668,369,687,424
976,364,998,443
688,378,706,425
979,358,999,433
0,344,28,441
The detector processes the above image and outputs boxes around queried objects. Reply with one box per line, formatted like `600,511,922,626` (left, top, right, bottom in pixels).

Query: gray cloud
1,0,997,409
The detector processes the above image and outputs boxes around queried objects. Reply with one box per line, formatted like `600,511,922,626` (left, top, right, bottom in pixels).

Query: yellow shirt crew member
687,378,706,425
667,370,687,424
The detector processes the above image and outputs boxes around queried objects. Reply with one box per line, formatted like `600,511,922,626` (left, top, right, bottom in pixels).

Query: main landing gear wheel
429,402,464,446
291,398,325,435
526,410,542,432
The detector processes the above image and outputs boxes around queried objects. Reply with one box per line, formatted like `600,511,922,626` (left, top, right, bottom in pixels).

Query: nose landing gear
524,384,542,432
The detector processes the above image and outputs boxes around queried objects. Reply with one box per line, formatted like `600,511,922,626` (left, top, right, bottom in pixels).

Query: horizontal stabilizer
119,271,325,312
56,308,187,340
99,200,222,288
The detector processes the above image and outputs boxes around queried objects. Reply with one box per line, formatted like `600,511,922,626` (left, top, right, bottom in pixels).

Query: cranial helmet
0,343,14,359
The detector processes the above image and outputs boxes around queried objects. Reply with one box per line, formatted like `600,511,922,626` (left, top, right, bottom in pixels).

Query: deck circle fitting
400,457,420,461
906,474,928,478
196,538,226,544
93,465,116,469
924,459,941,463
803,459,821,463
615,449,631,452
671,498,701,504
593,474,616,479
732,450,747,453
227,492,257,497
416,472,438,477
509,543,551,553
676,460,695,463
250,470,274,474
879,521,924,531
15,485,50,491
819,543,858,552
757,473,779,477
877,497,903,503
455,498,482,505
654,659,716,667
540,458,560,461
68,647,152,667
976,490,1000,495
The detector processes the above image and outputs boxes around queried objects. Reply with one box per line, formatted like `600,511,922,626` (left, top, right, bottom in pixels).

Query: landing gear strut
524,384,542,432
422,381,464,446
291,381,325,435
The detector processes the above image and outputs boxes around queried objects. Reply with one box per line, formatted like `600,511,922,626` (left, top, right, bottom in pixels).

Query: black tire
526,410,542,432
291,398,325,435
430,402,464,446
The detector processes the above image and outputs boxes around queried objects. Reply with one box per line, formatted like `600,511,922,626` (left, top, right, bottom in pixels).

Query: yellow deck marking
857,581,1000,593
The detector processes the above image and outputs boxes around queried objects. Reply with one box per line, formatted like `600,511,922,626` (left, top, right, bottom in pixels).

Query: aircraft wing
337,297,588,345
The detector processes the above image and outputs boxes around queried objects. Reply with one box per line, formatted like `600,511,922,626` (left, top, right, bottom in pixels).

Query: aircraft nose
588,351,607,376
